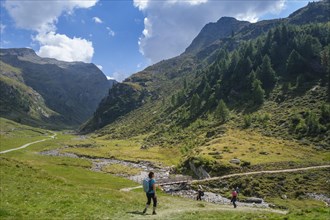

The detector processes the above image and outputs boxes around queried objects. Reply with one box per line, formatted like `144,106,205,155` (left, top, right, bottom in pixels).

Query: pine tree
190,93,201,117
286,49,305,77
251,79,265,105
215,99,230,123
262,30,272,55
171,94,177,107
258,55,277,93
202,82,212,99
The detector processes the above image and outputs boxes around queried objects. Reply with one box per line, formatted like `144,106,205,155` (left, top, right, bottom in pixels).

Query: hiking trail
0,132,57,154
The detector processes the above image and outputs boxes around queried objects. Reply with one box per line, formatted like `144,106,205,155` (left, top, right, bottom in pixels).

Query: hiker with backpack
142,172,162,215
196,185,204,200
235,186,240,201
231,188,238,208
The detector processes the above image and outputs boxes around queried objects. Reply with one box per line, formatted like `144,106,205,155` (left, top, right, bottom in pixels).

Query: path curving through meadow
0,132,57,154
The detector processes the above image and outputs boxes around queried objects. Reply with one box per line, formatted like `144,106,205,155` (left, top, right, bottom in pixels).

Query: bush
243,114,252,128
320,104,330,123
240,160,251,167
305,111,322,134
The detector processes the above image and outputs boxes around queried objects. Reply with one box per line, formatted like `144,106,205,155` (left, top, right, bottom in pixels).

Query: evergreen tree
286,49,305,77
215,99,230,123
321,46,330,100
262,30,273,55
257,55,277,93
202,82,212,100
301,35,322,59
190,93,201,117
183,78,188,90
171,94,177,107
206,93,217,110
251,79,265,105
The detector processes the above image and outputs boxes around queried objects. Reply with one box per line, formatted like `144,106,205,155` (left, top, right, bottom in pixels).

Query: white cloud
133,0,150,10
93,16,103,24
111,71,127,82
0,24,6,33
4,0,98,63
106,75,115,80
134,0,286,63
35,32,94,63
106,27,115,37
4,0,98,32
96,64,103,70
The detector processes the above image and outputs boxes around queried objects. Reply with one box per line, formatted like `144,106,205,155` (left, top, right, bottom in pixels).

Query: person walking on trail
142,172,161,215
196,185,204,201
231,188,238,208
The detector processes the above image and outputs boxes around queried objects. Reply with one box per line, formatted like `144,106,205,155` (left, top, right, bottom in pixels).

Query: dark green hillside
0,48,115,128
0,61,61,127
81,1,330,175
82,1,329,137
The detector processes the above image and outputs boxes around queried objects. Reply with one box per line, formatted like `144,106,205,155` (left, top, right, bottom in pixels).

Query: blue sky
0,0,312,81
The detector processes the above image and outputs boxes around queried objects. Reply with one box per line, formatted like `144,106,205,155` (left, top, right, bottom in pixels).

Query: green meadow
0,118,329,219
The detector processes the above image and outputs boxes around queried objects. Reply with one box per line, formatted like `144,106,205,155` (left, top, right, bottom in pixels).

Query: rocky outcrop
189,161,211,179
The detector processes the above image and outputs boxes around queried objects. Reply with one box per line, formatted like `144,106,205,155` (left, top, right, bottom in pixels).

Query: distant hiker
236,187,240,195
231,188,238,208
236,186,240,201
142,172,161,215
196,185,204,201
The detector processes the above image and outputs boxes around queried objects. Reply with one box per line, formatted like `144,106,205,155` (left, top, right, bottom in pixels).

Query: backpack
143,178,150,193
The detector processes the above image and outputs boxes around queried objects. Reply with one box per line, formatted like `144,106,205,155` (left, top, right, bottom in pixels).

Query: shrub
243,114,252,128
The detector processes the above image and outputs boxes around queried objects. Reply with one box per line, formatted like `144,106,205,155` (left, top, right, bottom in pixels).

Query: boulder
229,159,241,164
244,197,264,204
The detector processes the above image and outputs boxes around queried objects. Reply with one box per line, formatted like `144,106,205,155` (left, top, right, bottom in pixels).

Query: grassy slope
61,135,181,166
93,81,329,175
0,62,57,122
0,119,293,219
0,118,52,151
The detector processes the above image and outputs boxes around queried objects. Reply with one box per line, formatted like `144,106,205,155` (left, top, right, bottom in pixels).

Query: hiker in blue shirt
143,172,160,215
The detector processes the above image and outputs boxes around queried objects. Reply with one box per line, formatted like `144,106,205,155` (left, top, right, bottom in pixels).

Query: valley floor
0,118,329,219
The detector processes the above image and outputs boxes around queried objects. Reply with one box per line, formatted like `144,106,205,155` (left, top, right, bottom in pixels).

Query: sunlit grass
0,117,51,151
62,137,182,166
198,128,330,166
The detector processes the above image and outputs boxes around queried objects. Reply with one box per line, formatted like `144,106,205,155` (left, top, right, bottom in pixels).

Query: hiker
236,186,240,201
231,188,238,208
142,172,160,215
196,185,204,201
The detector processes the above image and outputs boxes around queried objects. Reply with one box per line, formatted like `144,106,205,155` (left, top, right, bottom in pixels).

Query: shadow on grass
126,210,145,215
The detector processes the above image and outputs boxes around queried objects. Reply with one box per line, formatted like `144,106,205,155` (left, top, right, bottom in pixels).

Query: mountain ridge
0,48,116,128
81,0,330,136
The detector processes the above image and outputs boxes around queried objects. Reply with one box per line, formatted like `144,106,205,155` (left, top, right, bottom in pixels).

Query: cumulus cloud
35,32,94,63
93,16,103,24
4,0,98,32
4,0,98,63
106,27,115,37
134,0,286,63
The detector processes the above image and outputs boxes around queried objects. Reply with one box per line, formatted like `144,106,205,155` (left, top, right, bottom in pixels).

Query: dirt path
0,132,57,154
192,165,330,184
120,165,330,192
